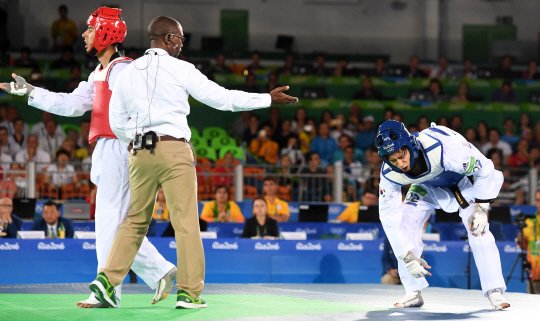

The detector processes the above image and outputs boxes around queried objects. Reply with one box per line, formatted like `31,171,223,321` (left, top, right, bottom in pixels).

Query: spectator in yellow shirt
250,125,279,164
336,188,378,223
200,185,245,223
152,187,169,221
50,5,78,51
263,176,289,222
518,190,540,294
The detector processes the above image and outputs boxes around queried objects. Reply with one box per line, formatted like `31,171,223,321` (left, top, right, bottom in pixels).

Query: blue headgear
375,120,420,173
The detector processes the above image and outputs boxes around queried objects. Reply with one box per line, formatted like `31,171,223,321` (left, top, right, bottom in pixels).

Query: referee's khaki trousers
100,140,205,298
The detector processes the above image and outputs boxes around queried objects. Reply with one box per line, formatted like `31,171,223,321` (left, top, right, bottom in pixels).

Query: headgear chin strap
86,7,127,56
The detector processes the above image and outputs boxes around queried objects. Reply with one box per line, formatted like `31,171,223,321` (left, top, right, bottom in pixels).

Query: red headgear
86,7,127,56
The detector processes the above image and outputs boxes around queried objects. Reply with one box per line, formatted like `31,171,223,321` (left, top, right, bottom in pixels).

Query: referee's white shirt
109,48,272,144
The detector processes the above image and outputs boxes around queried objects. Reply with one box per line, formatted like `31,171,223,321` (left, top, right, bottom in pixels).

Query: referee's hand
270,86,299,105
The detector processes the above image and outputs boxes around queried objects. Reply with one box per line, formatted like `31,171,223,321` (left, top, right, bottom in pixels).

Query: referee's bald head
148,16,182,40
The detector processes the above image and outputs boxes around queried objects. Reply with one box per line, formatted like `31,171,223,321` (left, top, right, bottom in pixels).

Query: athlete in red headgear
1,7,177,308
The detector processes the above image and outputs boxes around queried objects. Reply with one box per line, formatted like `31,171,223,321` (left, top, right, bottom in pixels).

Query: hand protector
403,251,431,279
468,204,488,236
3,74,34,97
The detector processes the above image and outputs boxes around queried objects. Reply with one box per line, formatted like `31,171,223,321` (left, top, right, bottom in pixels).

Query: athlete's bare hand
270,86,299,105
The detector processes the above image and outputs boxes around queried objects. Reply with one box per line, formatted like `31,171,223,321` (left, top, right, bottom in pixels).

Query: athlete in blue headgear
376,120,510,310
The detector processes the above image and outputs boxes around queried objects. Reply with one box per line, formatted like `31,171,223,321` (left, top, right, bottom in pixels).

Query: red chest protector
89,57,132,143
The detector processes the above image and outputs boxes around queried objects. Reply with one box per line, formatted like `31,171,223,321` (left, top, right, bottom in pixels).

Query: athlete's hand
403,251,432,278
468,203,488,236
270,86,299,105
0,73,35,97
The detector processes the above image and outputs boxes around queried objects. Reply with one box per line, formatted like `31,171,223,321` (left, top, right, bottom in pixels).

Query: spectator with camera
249,125,279,164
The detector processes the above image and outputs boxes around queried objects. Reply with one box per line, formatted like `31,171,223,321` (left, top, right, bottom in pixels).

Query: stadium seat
202,127,227,141
278,186,291,201
194,146,217,162
243,167,264,180
229,185,258,200
219,146,244,159
190,127,200,138
61,123,81,134
215,158,241,166
190,136,206,150
210,136,237,150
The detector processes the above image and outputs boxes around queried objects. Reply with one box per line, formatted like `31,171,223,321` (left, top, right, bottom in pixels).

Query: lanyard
213,201,230,222
46,135,59,154
256,223,267,237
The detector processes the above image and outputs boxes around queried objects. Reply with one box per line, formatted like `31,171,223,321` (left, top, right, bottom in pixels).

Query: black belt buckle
142,131,157,154
449,185,469,209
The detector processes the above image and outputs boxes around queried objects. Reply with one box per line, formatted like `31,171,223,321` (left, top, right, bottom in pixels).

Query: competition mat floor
1,283,538,321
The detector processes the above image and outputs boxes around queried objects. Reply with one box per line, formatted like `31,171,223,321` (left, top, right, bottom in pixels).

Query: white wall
5,0,540,62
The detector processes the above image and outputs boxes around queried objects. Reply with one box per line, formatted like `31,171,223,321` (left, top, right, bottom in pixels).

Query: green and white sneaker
89,272,118,308
175,290,207,309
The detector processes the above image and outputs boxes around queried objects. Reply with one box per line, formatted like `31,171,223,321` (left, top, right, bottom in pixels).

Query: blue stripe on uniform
428,127,450,136
424,142,441,153
405,202,418,207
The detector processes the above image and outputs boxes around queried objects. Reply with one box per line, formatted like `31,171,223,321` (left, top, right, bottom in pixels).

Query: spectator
0,146,13,177
312,54,330,76
352,77,384,100
427,78,448,102
527,147,540,169
494,170,524,205
0,127,20,158
383,107,394,121
481,128,512,164
321,166,356,202
249,125,279,164
491,80,516,103
356,115,376,152
43,149,79,191
264,107,282,139
509,139,529,168
241,197,279,239
30,111,66,140
5,106,30,137
417,116,430,132
461,58,478,79
231,111,251,138
31,200,74,238
524,60,540,80
206,53,232,76
330,114,354,143
0,197,22,238
451,82,470,103
335,146,364,195
291,107,307,135
280,136,304,165
82,141,96,172
38,120,64,158
500,118,520,149
242,114,260,145
499,55,514,79
15,134,51,171
7,118,27,150
517,190,540,293
334,56,356,76
213,152,235,187
320,110,334,128
486,149,503,172
239,74,260,93
201,185,244,223
263,176,290,222
277,155,297,191
265,72,281,92
298,119,316,154
50,4,78,51
336,188,379,223
332,135,363,164
245,51,265,75
14,47,39,70
0,165,18,199
464,127,480,150
408,124,418,133
520,113,532,132
300,152,327,201
437,116,449,127
65,65,82,92
476,121,489,146
406,55,428,78
392,112,404,123
449,115,463,134
371,57,387,77
66,129,88,161
51,45,79,69
381,237,400,285
77,119,90,150
276,54,295,76
310,122,338,165
429,55,453,79
522,126,535,149
152,187,169,221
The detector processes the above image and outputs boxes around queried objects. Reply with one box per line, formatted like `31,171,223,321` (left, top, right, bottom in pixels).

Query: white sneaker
76,297,110,308
488,289,510,310
152,267,177,304
394,291,424,308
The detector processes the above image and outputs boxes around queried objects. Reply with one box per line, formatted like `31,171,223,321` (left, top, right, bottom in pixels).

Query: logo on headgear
382,143,395,153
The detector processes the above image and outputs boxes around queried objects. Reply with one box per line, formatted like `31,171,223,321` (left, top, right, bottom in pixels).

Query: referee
89,16,298,309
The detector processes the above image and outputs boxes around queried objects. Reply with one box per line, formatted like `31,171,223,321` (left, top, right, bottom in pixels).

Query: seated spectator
263,176,290,222
310,122,338,165
335,146,364,189
213,152,235,187
334,56,357,76
312,53,330,76
517,191,540,293
356,115,376,152
280,136,304,165
276,54,295,76
8,163,27,198
291,107,307,135
524,60,540,80
509,139,529,168
526,147,540,169
65,65,82,92
7,118,27,150
66,129,88,161
464,127,480,150
51,45,79,69
14,46,39,70
437,115,449,127
30,111,66,140
43,149,79,191
494,170,524,205
298,119,316,154
406,55,428,78
487,148,504,171
231,111,251,138
352,77,384,100
330,114,354,143
429,55,453,79
381,237,400,285
371,57,388,77
417,116,430,132
206,53,232,76
77,120,90,150
481,128,512,164
238,74,260,93
336,188,378,223
393,112,404,123
273,119,295,150
264,107,282,139
5,106,30,137
0,168,18,199
152,187,169,221
384,107,394,121
200,185,244,223
244,50,266,75
31,200,74,238
451,82,470,103
500,117,520,149
249,125,279,164
242,114,260,145
461,58,477,79
320,110,334,128
0,197,23,238
265,72,281,92
491,80,516,103
15,134,51,171
0,126,20,158
241,196,279,239
0,138,13,173
427,78,449,102
332,135,363,164
82,141,96,172
300,152,327,201
38,120,64,158
499,55,514,79
449,115,463,134
277,155,297,191
477,121,489,146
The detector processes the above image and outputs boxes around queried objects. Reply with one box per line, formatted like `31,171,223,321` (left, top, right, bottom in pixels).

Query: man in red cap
1,7,176,308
